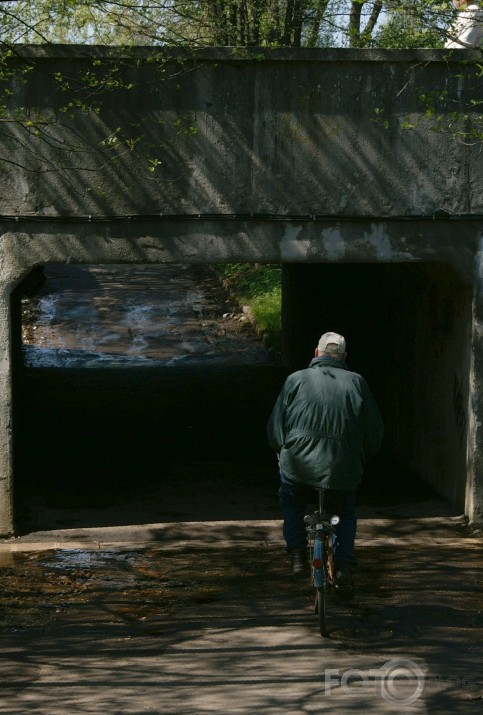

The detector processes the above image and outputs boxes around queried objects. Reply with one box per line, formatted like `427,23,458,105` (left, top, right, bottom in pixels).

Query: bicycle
304,489,340,637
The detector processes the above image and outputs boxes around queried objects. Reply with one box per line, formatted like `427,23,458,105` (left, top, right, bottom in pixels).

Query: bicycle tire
315,586,329,637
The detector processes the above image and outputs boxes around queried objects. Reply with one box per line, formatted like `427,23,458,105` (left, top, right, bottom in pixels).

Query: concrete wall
0,48,482,534
0,47,481,218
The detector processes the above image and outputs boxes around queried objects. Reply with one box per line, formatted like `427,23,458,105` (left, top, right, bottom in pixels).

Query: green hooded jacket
266,357,384,490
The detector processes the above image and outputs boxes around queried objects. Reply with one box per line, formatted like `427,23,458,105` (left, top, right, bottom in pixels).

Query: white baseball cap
317,331,346,354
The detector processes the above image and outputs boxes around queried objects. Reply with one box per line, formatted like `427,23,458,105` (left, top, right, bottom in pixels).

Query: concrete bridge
1,47,482,535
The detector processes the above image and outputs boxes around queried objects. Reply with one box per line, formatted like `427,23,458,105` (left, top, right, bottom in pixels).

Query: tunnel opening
12,263,285,533
282,262,472,511
11,260,471,534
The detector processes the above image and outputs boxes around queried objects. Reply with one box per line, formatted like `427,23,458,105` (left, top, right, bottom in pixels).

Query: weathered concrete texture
0,47,482,218
0,218,480,280
468,238,483,525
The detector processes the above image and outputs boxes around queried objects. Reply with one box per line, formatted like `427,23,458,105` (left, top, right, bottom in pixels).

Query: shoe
290,550,307,575
334,562,354,599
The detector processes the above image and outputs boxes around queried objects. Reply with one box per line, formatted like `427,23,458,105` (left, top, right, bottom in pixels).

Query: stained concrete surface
0,508,482,714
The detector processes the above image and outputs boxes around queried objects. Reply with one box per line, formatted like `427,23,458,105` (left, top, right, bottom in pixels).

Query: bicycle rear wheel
315,586,328,637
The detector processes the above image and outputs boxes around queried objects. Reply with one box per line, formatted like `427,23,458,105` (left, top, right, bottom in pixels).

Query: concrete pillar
0,289,13,536
468,240,483,526
0,232,29,537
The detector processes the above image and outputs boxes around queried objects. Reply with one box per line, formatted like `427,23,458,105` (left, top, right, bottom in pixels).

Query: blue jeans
278,471,357,566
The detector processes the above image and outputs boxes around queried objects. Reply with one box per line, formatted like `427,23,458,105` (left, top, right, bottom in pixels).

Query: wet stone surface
0,544,290,633
0,536,481,648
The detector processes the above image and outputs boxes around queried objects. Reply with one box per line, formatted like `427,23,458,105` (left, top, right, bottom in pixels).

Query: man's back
267,356,383,491
267,331,384,580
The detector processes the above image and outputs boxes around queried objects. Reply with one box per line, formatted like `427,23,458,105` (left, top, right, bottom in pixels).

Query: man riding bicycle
267,331,384,597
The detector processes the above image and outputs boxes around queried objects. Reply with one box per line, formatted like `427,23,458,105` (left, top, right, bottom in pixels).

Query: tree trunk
349,0,363,47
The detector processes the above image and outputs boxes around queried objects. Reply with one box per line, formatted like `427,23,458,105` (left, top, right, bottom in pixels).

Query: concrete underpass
10,260,470,533
0,48,482,534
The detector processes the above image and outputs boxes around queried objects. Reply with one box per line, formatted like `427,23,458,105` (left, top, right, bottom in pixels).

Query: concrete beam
0,217,479,278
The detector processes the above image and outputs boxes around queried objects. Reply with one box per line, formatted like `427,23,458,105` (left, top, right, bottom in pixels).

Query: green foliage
373,5,447,49
0,1,448,50
0,1,168,45
217,264,282,354
0,1,471,50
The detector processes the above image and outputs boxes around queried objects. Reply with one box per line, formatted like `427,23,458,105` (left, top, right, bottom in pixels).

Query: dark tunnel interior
282,263,472,511
11,261,472,533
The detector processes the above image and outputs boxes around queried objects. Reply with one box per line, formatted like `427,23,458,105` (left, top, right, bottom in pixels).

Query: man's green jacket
266,357,384,490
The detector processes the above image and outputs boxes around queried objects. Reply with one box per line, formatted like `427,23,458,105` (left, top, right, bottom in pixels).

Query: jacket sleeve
266,381,289,453
361,379,384,461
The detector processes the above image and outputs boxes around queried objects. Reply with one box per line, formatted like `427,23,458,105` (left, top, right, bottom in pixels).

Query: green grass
217,264,282,357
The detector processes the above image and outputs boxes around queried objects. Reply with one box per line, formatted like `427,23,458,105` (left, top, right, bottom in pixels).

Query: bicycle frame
304,489,339,637
307,492,335,582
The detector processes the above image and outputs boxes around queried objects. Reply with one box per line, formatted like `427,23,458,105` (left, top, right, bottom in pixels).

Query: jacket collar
309,356,349,370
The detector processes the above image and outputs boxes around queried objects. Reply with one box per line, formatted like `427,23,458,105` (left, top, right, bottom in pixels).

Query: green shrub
217,264,282,356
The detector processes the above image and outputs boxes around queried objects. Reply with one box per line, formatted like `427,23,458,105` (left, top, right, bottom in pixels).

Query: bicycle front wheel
315,586,328,637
